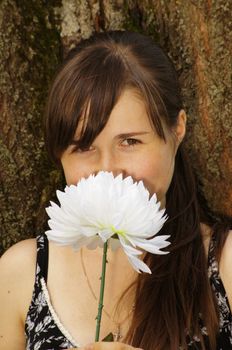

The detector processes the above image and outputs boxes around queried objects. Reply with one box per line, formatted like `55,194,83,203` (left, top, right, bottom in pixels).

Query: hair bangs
46,47,127,163
75,54,127,151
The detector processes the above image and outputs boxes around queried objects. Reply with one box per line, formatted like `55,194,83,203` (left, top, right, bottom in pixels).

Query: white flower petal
86,236,104,250
127,254,152,274
98,229,114,242
45,171,170,273
46,230,91,248
131,236,170,254
119,237,142,256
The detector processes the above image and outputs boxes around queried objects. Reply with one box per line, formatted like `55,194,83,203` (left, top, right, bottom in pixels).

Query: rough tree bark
0,0,231,255
151,0,232,216
0,0,63,254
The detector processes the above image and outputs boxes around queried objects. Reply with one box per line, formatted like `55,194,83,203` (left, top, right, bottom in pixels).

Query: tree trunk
0,0,63,254
0,0,231,255
150,0,232,217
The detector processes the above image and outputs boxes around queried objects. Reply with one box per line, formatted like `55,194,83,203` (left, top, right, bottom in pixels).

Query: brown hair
45,31,231,349
45,31,181,164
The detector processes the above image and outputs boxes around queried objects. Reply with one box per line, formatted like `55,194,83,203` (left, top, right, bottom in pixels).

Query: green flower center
97,223,126,239
111,226,126,239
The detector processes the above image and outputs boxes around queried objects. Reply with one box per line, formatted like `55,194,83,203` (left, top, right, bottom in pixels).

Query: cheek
61,158,87,185
131,153,175,200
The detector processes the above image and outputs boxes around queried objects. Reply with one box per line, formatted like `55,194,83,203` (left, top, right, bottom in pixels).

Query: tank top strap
207,230,219,279
36,234,49,283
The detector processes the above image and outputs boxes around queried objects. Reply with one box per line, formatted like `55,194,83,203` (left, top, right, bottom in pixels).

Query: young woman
0,31,231,350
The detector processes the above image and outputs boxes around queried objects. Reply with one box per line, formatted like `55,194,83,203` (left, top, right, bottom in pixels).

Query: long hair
44,30,231,349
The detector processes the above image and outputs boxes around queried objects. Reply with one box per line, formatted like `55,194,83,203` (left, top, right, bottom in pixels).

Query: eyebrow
115,132,150,139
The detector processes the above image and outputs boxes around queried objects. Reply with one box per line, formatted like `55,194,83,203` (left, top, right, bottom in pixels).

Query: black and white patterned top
25,235,79,350
207,232,232,349
25,233,232,349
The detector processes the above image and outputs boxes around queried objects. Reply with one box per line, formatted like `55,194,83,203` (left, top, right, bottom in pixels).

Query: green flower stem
95,241,108,342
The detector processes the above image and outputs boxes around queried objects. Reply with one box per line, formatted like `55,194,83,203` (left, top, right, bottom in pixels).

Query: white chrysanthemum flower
46,171,170,273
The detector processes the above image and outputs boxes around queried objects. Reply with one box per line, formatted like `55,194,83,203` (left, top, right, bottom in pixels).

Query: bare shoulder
0,237,37,309
0,238,37,348
1,237,36,264
0,238,37,284
0,237,37,304
219,230,232,309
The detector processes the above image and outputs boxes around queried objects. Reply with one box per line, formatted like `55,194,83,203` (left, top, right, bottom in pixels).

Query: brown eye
71,144,95,154
121,138,141,146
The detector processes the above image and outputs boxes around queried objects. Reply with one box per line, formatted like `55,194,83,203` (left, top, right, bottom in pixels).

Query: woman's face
61,89,185,207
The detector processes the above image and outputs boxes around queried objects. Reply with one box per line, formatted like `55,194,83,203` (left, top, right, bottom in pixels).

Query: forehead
108,89,153,128
74,89,153,137
75,89,154,139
